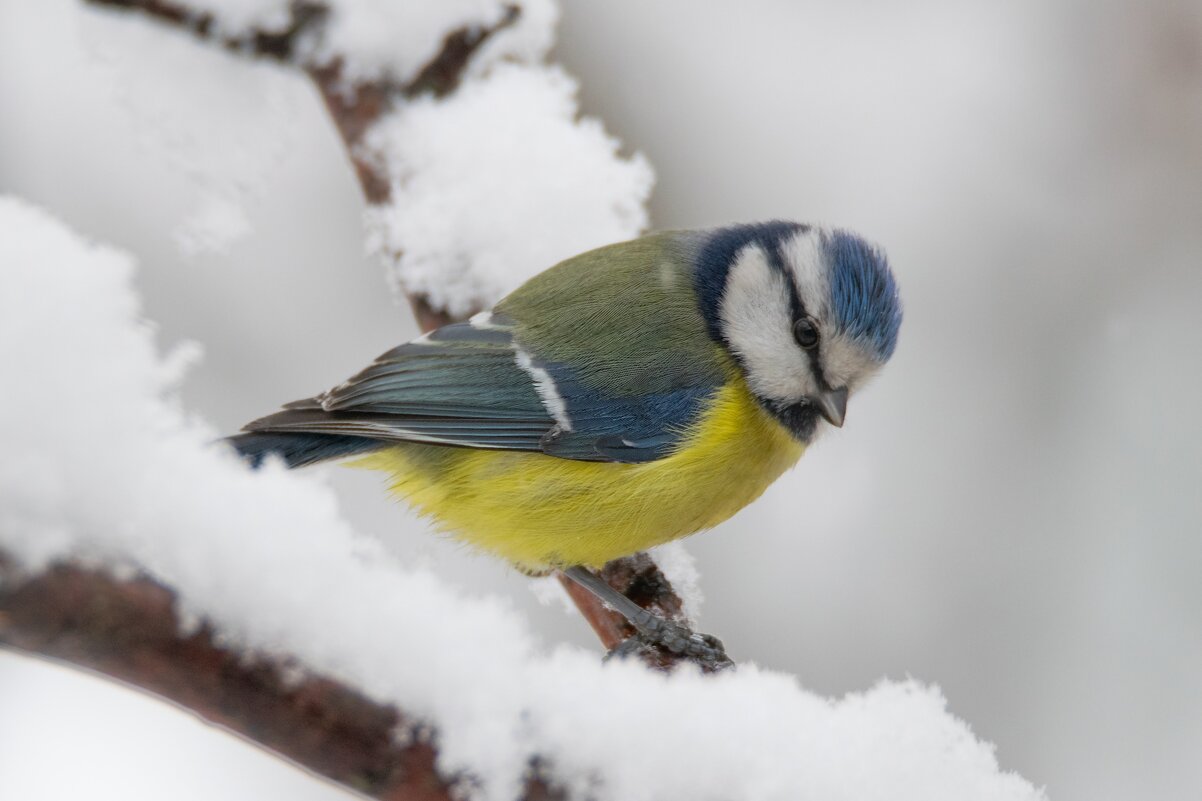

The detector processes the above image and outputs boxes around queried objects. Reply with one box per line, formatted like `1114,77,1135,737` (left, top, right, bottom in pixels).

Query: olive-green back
496,232,727,395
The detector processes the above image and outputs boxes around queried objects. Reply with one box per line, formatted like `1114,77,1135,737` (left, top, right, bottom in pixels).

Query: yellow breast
351,376,803,571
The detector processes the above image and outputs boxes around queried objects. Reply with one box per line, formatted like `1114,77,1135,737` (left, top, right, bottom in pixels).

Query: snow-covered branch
0,560,561,801
0,551,684,796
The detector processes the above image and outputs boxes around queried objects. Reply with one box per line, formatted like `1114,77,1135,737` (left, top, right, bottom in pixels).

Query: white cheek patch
781,228,830,322
719,244,818,403
820,334,880,391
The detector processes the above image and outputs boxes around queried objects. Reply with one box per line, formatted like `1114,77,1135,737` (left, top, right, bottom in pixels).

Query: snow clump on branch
364,63,654,317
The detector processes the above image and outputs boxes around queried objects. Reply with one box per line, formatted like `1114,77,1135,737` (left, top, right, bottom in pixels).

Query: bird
230,221,901,661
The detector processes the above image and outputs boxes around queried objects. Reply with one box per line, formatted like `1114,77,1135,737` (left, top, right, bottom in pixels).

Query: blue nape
824,230,902,361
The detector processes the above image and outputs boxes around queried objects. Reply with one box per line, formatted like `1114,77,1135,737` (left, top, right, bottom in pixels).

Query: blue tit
231,221,901,657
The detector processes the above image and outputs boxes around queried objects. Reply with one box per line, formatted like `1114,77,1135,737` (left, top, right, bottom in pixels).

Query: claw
607,624,734,672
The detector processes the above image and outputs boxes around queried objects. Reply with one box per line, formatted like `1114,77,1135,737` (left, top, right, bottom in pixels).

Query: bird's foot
561,564,734,671
608,616,734,672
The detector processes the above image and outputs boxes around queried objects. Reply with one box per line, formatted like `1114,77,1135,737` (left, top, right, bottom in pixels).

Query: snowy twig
0,558,564,801
82,0,699,672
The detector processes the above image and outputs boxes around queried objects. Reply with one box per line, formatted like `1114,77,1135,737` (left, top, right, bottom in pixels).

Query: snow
364,63,654,316
0,651,348,801
310,0,558,87
175,189,253,254
179,0,292,37
528,573,576,614
184,0,558,87
648,541,704,622
0,196,1043,800
83,9,306,257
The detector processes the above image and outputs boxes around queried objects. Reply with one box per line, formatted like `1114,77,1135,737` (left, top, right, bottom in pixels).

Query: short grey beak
813,386,849,428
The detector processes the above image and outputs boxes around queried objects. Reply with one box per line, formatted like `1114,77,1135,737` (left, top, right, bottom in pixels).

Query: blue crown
824,229,902,361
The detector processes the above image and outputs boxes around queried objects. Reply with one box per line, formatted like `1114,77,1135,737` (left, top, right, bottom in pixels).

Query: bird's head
696,222,902,442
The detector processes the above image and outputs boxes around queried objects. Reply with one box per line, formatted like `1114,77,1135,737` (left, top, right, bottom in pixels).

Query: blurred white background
2,1,1200,799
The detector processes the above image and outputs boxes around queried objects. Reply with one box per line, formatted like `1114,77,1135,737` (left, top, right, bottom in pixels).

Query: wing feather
243,321,556,452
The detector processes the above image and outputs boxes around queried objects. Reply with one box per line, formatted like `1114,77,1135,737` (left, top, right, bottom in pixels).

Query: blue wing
239,316,718,464
522,351,717,462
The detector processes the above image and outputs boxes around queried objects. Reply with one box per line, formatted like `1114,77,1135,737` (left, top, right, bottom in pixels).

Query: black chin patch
768,401,820,443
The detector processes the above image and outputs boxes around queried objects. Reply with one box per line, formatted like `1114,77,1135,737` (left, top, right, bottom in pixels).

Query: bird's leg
562,566,731,668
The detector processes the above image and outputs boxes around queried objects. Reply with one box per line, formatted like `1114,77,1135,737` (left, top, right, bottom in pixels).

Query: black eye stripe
771,243,833,390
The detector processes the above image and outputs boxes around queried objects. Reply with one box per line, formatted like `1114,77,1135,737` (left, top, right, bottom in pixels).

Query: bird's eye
793,317,820,350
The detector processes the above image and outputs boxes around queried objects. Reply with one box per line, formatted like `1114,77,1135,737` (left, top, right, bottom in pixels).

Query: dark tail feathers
227,431,384,469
